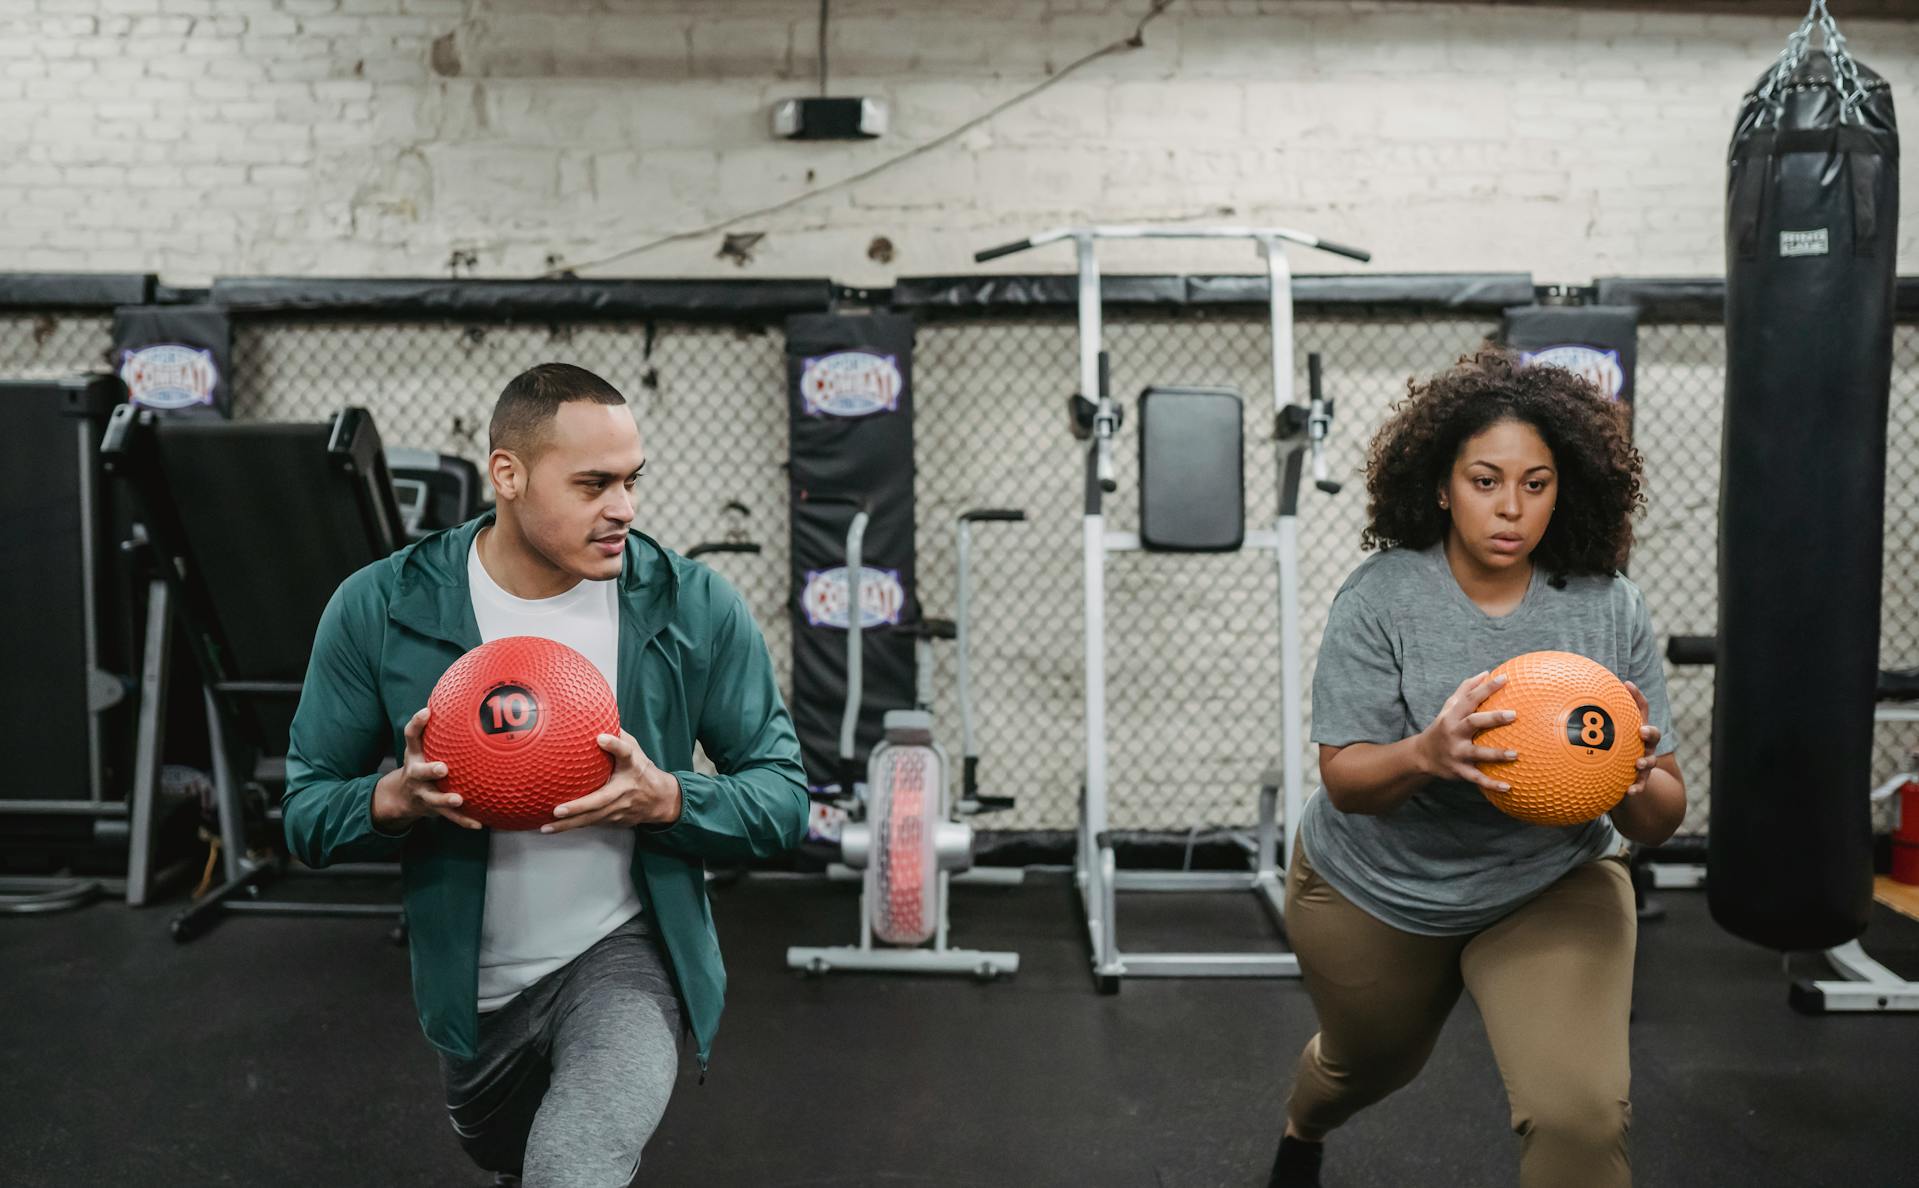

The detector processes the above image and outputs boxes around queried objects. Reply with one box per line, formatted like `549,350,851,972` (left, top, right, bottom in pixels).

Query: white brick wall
6,0,1919,284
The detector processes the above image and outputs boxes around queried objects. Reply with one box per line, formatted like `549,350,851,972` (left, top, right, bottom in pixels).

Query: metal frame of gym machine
1795,696,1919,1012
972,225,1370,990
102,403,410,941
0,376,139,914
1659,636,1919,1013
786,507,1023,978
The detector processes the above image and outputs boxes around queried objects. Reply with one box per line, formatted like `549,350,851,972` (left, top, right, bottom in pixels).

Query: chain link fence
10,293,1916,840
0,313,112,381
229,318,797,692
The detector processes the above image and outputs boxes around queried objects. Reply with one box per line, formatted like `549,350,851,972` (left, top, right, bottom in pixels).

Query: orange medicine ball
422,636,620,831
1472,650,1643,826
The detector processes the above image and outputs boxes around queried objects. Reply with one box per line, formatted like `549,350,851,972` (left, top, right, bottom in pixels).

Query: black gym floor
4,874,1915,1187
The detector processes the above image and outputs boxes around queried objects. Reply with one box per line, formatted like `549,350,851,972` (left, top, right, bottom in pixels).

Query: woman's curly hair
1360,347,1645,577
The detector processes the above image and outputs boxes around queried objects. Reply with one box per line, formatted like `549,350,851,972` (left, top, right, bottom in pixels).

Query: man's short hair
489,363,627,456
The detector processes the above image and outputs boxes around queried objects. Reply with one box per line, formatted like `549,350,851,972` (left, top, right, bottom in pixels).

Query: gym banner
785,311,919,791
110,304,231,418
1498,304,1638,411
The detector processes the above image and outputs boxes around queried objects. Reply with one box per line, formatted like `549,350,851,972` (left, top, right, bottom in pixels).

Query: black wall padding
891,272,1537,315
1709,49,1897,951
785,313,919,789
0,272,153,310
207,277,834,322
111,304,232,418
1498,305,1639,410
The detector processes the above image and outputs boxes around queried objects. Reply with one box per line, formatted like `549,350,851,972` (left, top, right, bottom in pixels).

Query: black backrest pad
1139,386,1244,552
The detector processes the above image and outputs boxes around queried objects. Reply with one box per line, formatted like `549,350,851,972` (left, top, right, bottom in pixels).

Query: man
284,362,809,1186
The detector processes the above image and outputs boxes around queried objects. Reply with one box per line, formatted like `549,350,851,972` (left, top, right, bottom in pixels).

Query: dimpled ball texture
1472,650,1643,827
422,636,620,830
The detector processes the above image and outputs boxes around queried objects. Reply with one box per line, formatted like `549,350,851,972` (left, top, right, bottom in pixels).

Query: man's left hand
543,730,683,833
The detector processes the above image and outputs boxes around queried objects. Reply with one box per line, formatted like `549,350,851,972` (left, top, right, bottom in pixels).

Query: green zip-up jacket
282,513,809,1069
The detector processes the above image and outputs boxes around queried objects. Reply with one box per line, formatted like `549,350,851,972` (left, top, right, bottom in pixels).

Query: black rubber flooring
3,872,1916,1186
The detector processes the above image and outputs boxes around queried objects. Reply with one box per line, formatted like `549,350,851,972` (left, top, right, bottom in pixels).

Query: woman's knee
1512,1086,1632,1152
1296,1030,1438,1110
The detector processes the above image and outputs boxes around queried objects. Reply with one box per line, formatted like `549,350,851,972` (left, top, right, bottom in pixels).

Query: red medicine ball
422,636,620,830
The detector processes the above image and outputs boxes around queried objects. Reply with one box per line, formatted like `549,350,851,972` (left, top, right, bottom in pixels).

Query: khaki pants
1283,838,1636,1188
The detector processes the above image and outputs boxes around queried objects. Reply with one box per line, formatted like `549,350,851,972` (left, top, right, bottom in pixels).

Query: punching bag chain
1756,0,1873,125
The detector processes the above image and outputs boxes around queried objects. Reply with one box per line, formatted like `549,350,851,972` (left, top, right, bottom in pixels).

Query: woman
1269,349,1686,1188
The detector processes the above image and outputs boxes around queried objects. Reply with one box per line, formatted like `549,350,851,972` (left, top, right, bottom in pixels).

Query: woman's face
1440,417,1557,573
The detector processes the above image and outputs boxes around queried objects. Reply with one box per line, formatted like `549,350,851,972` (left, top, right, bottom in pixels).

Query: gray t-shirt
1303,543,1677,936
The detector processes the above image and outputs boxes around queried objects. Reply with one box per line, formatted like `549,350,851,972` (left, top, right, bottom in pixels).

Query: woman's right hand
1415,671,1519,793
371,706,483,830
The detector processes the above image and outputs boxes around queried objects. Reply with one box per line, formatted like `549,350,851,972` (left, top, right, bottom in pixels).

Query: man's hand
542,730,683,834
370,707,483,831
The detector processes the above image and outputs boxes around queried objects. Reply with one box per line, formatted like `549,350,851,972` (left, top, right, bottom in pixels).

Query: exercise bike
787,508,1025,979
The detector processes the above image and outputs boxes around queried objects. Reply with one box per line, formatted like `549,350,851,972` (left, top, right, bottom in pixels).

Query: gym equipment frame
973,225,1370,991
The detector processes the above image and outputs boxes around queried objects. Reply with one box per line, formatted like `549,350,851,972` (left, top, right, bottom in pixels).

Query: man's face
497,400,646,582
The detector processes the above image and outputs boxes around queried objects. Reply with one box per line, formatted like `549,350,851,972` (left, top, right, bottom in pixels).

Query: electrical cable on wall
542,0,1175,278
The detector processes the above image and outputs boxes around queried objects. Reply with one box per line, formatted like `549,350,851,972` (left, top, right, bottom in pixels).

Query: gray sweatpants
440,913,684,1188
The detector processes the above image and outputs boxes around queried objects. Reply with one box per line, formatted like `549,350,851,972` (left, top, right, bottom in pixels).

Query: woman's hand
1415,670,1520,793
1621,681,1661,798
1608,680,1686,844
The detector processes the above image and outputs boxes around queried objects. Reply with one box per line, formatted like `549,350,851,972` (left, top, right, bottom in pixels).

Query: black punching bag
1710,15,1896,951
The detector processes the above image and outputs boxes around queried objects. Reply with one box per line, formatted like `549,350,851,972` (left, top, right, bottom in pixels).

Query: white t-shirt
468,532,644,1012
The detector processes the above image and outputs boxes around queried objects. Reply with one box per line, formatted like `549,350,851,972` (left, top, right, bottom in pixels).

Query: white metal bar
1118,952,1302,978
786,945,1020,977
224,901,396,918
1651,863,1707,889
956,518,975,757
125,578,171,907
859,787,876,951
838,512,868,767
0,874,125,892
1256,777,1280,878
0,800,126,816
935,869,951,951
1803,983,1919,1011
1261,238,1295,417
1871,773,1913,801
1017,225,1346,249
204,687,251,883
1113,871,1261,892
957,867,1026,885
1097,845,1121,975
76,419,104,802
1084,511,1115,973
824,863,1025,885
1077,234,1101,436
1279,515,1304,871
1825,940,1910,985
